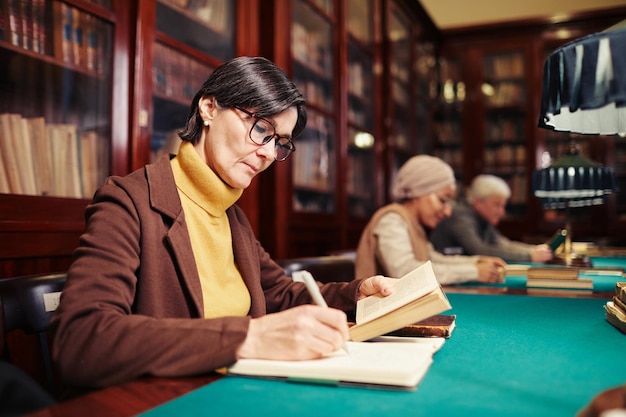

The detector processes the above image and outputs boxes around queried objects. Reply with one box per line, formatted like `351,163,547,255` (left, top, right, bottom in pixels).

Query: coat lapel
146,157,204,317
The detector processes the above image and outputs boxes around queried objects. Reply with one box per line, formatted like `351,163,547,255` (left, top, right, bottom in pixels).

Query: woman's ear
199,96,218,124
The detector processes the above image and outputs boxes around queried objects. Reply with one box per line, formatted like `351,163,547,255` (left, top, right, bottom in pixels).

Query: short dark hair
179,56,307,144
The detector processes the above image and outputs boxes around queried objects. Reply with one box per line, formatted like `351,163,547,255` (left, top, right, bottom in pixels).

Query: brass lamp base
547,252,592,267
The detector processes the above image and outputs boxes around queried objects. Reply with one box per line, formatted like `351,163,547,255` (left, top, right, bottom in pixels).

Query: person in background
430,174,553,263
51,56,394,389
355,155,506,284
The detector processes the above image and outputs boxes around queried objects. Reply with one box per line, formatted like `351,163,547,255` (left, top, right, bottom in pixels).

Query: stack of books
605,282,626,334
525,267,593,289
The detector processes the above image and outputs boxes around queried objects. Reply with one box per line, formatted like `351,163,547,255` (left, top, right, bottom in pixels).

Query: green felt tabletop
139,293,626,417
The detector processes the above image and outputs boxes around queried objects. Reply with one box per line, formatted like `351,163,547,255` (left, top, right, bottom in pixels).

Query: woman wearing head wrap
355,155,506,284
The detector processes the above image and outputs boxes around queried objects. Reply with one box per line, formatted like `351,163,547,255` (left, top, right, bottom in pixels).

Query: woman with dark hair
51,57,393,389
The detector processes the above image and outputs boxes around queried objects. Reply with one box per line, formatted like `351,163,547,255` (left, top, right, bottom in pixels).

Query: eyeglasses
234,106,296,161
433,193,454,207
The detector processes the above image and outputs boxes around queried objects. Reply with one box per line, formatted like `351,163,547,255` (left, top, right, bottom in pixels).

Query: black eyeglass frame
233,106,296,162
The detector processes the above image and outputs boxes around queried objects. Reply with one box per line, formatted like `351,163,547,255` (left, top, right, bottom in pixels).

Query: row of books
347,60,370,99
160,0,230,33
0,113,108,199
484,53,525,79
605,282,626,334
484,144,526,166
1,0,46,54
292,21,333,78
293,77,333,110
0,0,108,74
484,81,525,107
433,120,462,146
53,1,107,72
346,153,375,197
292,138,332,191
153,42,214,102
486,117,525,142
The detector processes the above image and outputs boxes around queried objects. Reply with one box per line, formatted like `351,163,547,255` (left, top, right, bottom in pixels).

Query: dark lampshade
532,142,617,210
538,23,626,135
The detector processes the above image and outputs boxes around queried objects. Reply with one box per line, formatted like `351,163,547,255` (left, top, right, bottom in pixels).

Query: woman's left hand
357,275,395,300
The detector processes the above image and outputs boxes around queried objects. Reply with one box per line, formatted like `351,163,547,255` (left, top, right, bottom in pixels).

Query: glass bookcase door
482,50,527,219
150,0,235,161
151,43,216,162
0,0,114,199
346,0,376,217
432,56,464,182
414,41,436,156
386,2,416,188
291,0,336,213
155,0,234,59
388,7,411,155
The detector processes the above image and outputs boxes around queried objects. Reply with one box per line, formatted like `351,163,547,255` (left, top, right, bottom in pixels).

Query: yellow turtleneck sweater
171,141,251,319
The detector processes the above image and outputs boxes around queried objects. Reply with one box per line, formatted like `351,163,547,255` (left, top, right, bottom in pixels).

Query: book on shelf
53,0,73,64
49,123,82,198
14,114,39,195
227,339,439,390
28,116,54,196
5,0,20,48
0,113,23,194
348,261,452,342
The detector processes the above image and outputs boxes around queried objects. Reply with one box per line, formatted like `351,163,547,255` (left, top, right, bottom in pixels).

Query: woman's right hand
236,304,349,361
476,257,506,283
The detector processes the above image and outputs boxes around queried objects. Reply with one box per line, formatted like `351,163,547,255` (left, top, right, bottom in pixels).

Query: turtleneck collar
171,141,243,217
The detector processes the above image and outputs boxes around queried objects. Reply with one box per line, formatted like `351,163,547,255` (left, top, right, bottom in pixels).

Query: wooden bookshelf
0,0,128,278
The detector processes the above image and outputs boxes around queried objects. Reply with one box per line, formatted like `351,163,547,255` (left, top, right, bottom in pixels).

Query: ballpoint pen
294,270,350,354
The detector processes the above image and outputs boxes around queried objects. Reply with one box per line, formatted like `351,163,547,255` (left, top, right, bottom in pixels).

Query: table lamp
534,21,625,266
532,141,616,266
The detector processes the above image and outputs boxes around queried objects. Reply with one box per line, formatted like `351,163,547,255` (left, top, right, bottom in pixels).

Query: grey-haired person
430,174,553,263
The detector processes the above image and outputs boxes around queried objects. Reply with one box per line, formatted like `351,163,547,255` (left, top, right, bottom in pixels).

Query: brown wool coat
51,156,363,388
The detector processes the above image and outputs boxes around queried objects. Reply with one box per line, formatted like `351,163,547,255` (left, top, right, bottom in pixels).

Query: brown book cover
348,315,456,339
27,117,53,196
383,314,456,339
52,1,73,64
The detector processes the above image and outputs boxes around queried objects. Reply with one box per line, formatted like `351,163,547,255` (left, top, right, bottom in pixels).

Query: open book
227,340,439,390
349,261,452,342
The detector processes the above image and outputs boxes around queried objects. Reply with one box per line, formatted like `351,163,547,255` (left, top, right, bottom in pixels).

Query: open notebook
227,338,443,391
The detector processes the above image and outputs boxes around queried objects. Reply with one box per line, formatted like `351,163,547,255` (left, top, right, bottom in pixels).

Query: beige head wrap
392,155,455,201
